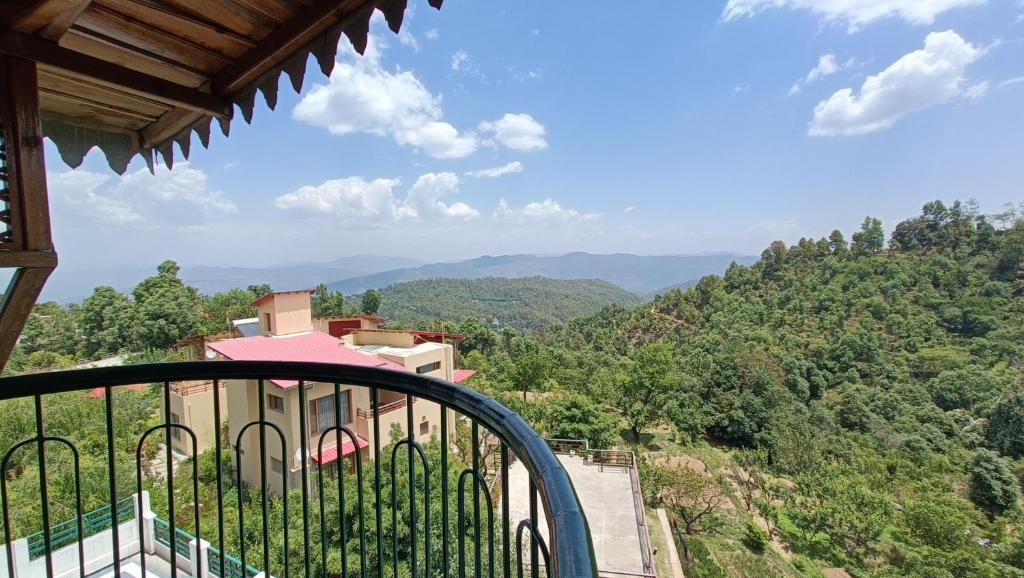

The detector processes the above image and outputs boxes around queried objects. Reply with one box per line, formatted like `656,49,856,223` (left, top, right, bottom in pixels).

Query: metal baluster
257,379,270,576
164,382,178,578
528,480,538,578
104,386,121,578
472,421,481,578
34,395,55,578
298,381,311,578
335,383,348,577
371,387,383,578
407,396,416,578
500,444,510,578
441,403,450,578
213,379,226,578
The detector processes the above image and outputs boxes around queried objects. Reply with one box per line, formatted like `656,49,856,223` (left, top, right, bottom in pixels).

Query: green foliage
375,277,643,332
986,391,1024,459
743,520,770,553
361,288,382,315
132,260,203,350
968,448,1021,519
621,341,678,441
539,391,618,449
311,283,345,318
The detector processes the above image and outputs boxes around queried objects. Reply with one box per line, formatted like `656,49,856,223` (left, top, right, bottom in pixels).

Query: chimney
251,290,314,336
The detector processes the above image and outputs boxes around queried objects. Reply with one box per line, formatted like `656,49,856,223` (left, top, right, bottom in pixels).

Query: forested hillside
378,276,643,331
456,201,1024,577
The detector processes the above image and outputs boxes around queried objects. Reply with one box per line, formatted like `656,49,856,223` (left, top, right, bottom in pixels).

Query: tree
361,289,382,315
20,302,80,357
851,216,885,255
311,283,345,317
247,283,272,298
457,316,500,355
621,341,677,441
659,464,729,535
79,286,137,357
202,288,257,333
541,392,618,449
986,391,1024,459
131,261,202,350
968,448,1021,519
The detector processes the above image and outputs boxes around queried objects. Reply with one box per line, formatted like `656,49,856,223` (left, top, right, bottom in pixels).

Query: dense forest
376,276,643,331
2,200,1023,578
451,200,1024,577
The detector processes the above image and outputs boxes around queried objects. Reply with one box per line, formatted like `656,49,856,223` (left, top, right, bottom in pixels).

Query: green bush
742,520,770,553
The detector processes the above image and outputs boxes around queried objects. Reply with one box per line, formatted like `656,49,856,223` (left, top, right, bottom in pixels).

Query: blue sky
45,0,1024,270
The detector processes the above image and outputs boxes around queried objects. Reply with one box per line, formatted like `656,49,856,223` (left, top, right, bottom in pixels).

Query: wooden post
0,54,56,371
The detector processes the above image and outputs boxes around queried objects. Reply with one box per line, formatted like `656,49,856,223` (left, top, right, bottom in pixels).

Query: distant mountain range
40,252,757,303
328,252,757,295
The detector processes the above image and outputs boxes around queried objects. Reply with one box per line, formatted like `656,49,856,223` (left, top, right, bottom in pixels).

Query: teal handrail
26,496,135,560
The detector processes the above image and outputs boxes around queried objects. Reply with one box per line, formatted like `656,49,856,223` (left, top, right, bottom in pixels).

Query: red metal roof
453,369,477,383
249,289,314,307
87,384,146,398
207,331,407,388
312,436,369,464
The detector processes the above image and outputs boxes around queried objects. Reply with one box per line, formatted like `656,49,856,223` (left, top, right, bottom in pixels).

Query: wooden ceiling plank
38,68,170,115
64,27,210,87
159,0,277,38
213,0,372,96
140,107,203,149
1,0,81,32
35,0,93,41
96,0,257,57
76,7,233,73
40,87,160,123
0,30,231,117
226,0,302,26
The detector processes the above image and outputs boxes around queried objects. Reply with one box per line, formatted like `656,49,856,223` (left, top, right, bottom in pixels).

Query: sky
44,0,1024,271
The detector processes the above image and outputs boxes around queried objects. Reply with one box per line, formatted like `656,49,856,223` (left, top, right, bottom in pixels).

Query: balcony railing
356,397,409,420
0,361,597,578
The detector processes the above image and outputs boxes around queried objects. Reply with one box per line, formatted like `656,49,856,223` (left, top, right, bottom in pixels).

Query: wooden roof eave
0,0,444,174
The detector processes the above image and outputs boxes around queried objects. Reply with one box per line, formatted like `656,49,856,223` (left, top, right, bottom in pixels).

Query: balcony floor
506,454,645,576
88,555,175,578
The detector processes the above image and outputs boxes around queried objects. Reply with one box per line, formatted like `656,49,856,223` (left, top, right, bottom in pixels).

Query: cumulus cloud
479,114,548,151
809,30,984,136
425,28,440,40
723,0,985,31
48,164,236,228
624,206,636,213
275,172,478,225
494,198,598,223
788,53,852,95
293,35,477,159
465,161,524,179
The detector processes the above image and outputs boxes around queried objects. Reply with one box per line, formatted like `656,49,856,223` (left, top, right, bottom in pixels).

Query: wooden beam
0,30,231,118
0,0,80,32
0,250,58,268
213,0,374,96
0,267,52,371
36,0,93,41
0,55,55,372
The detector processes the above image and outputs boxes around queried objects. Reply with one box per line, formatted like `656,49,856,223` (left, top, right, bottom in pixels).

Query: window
308,391,351,435
415,361,441,374
271,457,283,475
419,421,429,436
171,413,181,440
268,393,284,412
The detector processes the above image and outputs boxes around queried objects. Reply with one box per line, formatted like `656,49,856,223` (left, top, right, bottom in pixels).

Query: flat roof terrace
506,453,651,577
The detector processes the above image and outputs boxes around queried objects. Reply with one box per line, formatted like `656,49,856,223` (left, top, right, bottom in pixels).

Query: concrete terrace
506,454,646,576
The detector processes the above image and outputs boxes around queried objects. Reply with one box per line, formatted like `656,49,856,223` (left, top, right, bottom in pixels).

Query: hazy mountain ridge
329,252,757,294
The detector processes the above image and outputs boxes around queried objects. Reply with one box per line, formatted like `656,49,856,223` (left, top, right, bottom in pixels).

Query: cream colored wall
256,292,313,337
378,344,454,381
351,330,415,347
163,386,227,455
228,378,456,497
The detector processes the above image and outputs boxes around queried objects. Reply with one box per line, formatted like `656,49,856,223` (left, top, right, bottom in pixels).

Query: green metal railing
208,545,260,578
26,496,135,559
153,516,193,560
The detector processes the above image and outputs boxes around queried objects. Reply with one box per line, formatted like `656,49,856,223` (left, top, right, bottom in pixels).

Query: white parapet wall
1,492,152,578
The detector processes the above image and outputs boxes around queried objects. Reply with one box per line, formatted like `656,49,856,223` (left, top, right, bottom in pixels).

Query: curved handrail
0,360,599,578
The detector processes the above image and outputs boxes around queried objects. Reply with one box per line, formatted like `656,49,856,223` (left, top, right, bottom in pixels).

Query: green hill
376,276,643,331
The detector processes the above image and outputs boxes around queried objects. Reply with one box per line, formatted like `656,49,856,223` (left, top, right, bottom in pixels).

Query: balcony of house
0,361,598,578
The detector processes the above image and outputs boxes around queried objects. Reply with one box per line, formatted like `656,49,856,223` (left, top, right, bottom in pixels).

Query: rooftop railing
0,361,598,578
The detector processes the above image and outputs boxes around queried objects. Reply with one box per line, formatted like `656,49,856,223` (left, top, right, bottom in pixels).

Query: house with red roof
165,290,475,495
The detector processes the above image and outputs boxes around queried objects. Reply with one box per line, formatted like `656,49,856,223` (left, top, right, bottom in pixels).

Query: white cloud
275,172,478,224
752,218,803,238
479,113,548,151
723,0,985,31
451,49,468,71
494,198,598,223
998,76,1024,89
49,164,236,228
425,28,440,40
398,29,419,51
465,161,524,179
223,160,240,171
809,30,984,136
401,172,480,220
624,206,636,213
734,85,750,95
789,53,851,96
293,35,477,159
